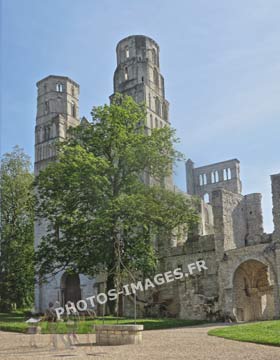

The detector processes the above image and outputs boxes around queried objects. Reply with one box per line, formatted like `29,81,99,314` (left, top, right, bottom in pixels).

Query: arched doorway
61,273,81,306
233,260,274,321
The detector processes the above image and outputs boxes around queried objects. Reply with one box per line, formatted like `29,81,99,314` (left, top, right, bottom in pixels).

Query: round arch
60,272,81,306
232,259,275,321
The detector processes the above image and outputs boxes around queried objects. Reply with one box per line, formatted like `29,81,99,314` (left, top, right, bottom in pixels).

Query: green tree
0,146,34,311
35,94,198,313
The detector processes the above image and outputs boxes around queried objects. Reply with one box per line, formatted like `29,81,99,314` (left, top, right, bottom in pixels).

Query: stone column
271,174,280,318
271,174,280,241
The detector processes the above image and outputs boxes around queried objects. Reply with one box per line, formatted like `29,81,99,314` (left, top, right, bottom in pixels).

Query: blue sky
1,0,279,231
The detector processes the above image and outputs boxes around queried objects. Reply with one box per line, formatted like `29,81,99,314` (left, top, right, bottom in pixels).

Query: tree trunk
106,271,117,315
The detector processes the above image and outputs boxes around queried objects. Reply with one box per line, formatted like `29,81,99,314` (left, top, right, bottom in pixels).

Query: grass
0,312,206,334
208,320,280,347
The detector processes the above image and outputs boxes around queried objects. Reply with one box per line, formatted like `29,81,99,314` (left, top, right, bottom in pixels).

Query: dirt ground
0,324,279,360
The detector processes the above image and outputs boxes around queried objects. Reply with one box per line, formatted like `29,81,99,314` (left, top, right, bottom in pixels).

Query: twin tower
35,35,169,175
34,35,171,311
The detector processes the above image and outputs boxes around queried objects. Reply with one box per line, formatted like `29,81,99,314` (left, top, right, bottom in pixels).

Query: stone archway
233,259,275,321
61,273,81,306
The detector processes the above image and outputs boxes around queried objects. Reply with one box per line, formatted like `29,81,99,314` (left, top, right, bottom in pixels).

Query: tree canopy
0,146,34,311
35,95,199,299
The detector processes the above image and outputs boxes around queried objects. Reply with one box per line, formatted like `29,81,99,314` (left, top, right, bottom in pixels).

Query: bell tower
113,35,170,131
34,75,80,175
113,35,172,187
34,75,81,311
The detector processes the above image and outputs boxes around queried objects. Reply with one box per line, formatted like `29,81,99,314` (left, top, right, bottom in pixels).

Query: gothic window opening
150,114,153,129
215,170,219,182
71,85,75,96
71,101,76,118
204,193,210,203
44,126,50,141
125,46,129,58
153,67,159,86
44,100,49,114
155,117,158,128
162,102,168,120
203,173,207,185
223,168,232,180
152,48,157,64
199,173,207,186
56,83,63,92
148,93,151,108
124,67,128,80
155,97,161,116
211,171,219,183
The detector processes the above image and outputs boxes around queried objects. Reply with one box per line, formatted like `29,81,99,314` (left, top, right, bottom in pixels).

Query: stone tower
34,76,96,312
113,35,172,187
113,35,170,131
34,75,80,175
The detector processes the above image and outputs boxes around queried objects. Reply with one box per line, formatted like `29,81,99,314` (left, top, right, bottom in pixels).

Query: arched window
124,67,128,80
155,97,161,116
223,168,232,180
56,82,63,92
203,193,210,203
153,67,159,86
125,46,129,58
211,172,215,184
148,93,151,108
150,114,153,129
203,174,207,185
199,174,207,186
44,100,49,113
44,126,50,140
71,102,76,118
162,102,168,120
71,85,75,96
152,48,157,64
223,169,227,180
215,170,219,182
155,117,159,128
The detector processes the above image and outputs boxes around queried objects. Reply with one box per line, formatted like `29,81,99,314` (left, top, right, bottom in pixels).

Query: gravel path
0,324,279,360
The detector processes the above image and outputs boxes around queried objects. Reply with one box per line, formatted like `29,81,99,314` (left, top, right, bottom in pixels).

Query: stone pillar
271,174,280,241
271,174,280,318
186,159,195,194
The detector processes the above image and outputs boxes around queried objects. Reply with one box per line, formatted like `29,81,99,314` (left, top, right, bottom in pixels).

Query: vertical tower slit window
71,101,76,118
153,68,159,86
125,46,129,58
124,67,128,80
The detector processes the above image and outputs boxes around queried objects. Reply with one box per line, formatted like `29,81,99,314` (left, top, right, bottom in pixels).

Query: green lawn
0,312,205,334
208,320,280,347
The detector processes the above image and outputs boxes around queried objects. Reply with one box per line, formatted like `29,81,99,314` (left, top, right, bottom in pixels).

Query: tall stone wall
186,158,242,200
211,189,265,253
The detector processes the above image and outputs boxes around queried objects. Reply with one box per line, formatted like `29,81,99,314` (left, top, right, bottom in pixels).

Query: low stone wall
95,324,144,345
